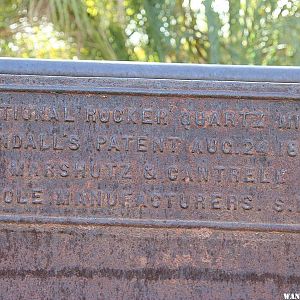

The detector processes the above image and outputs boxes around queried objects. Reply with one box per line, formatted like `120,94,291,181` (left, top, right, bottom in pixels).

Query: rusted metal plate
0,59,299,299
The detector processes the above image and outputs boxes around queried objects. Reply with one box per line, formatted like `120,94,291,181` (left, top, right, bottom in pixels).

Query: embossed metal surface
0,59,299,300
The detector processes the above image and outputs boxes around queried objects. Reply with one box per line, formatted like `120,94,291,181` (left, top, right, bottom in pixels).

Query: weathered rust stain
0,266,299,284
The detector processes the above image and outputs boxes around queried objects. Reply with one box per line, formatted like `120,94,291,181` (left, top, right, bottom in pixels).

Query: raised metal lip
0,214,299,233
0,58,300,82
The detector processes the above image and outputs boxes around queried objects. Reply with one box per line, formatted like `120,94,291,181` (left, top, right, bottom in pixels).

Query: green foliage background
0,0,299,65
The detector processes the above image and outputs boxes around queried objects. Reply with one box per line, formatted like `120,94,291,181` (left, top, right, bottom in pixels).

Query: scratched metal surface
0,60,299,300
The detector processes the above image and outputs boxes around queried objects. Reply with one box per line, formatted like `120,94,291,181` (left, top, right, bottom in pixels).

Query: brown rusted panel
0,61,299,299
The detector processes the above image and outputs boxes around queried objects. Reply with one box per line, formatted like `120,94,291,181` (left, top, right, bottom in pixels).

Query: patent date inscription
0,92,299,224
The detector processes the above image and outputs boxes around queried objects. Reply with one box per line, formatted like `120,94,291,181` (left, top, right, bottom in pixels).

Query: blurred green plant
0,0,299,65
